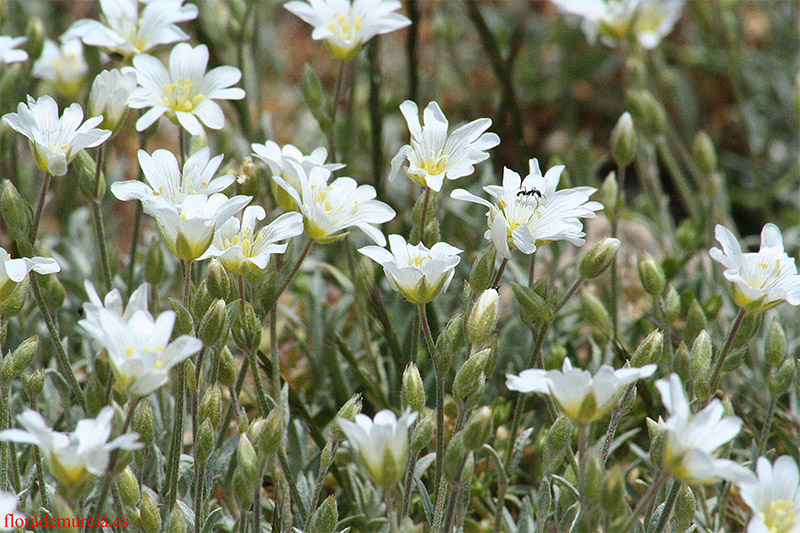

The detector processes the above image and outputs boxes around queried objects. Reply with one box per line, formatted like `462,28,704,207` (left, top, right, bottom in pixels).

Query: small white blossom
552,0,685,50
285,0,411,61
66,0,199,57
2,95,111,176
0,247,60,299
32,39,88,99
737,456,800,533
198,206,305,275
506,358,656,424
89,69,138,132
81,280,149,333
0,36,28,65
126,43,245,135
390,100,500,192
273,162,395,245
359,234,462,304
709,223,800,312
338,409,417,486
0,407,142,487
0,491,23,531
656,374,750,485
451,159,603,259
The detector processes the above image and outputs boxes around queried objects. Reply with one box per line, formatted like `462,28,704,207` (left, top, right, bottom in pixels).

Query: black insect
517,187,542,200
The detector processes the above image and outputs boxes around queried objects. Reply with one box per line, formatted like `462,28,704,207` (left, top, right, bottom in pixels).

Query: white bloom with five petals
709,223,800,312
0,36,28,65
0,247,60,301
390,100,500,192
32,39,88,99
89,69,138,132
506,358,656,424
656,374,750,485
737,455,800,533
452,159,603,259
0,407,142,487
126,43,245,135
66,0,198,57
2,95,111,176
285,0,411,61
359,234,462,304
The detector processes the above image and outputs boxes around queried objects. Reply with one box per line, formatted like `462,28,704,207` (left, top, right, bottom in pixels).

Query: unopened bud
133,401,155,445
675,484,696,532
637,253,665,296
647,418,664,467
468,288,499,344
691,331,712,401
165,505,187,533
167,298,194,340
511,282,549,326
3,335,38,383
628,89,665,134
453,349,489,406
765,319,787,367
0,180,29,241
192,280,213,321
184,359,196,392
732,312,761,350
195,418,215,463
218,346,237,388
611,112,636,167
579,238,620,279
665,286,680,322
237,434,258,484
581,290,610,342
0,278,28,317
139,492,161,533
770,358,794,395
40,273,65,311
25,17,44,62
602,465,626,516
411,413,434,453
308,494,338,533
76,151,104,200
199,299,226,347
582,450,603,503
463,406,492,451
435,313,464,373
233,470,253,509
685,300,707,343
693,131,717,176
233,300,261,350
118,466,139,506
257,408,284,457
401,363,425,412
50,495,78,533
200,385,223,426
673,342,690,383
145,239,164,285
207,260,231,301
22,369,44,400
543,415,572,469
601,171,619,216
470,245,497,293
334,394,362,440
631,330,663,367
443,432,467,483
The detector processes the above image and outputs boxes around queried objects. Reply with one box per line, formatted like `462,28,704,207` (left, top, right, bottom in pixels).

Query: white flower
0,36,28,65
451,159,603,259
0,491,23,531
89,69,138,132
81,280,149,333
32,39,87,99
0,247,60,301
506,358,656,424
338,409,417,486
79,300,202,397
552,0,685,50
709,224,800,312
390,101,500,192
0,407,142,487
273,162,395,245
126,43,245,135
656,374,750,485
285,0,411,61
66,0,198,57
2,95,111,176
737,456,800,533
198,206,305,275
359,234,462,304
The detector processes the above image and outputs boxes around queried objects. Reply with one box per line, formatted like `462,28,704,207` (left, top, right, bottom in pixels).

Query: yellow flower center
224,229,264,259
407,255,431,268
327,12,364,42
162,77,205,113
751,259,781,289
765,499,796,533
422,151,450,175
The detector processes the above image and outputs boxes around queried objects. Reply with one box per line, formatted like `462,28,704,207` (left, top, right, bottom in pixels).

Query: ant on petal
517,187,542,200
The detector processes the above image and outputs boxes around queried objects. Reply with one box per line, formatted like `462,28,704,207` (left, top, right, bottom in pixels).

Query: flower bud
770,358,794,395
434,313,464,373
691,331,712,402
693,131,717,176
765,319,787,367
237,434,258,484
0,278,28,317
463,406,492,451
581,290,610,343
232,300,261,350
637,253,665,296
218,346,237,388
24,17,44,62
665,286,680,323
195,418,215,463
165,504,187,533
631,330,663,368
133,401,155,445
411,413,434,453
22,369,44,400
207,260,231,301
167,298,194,340
673,342,691,383
139,492,161,533
200,385,223,426
675,484,696,532
84,374,106,416
601,171,619,217
468,288,499,344
647,418,664,467
0,179,30,241
3,335,38,384
511,282,549,327
611,112,636,167
308,494,338,533
145,238,164,285
50,495,78,533
184,359,197,392
628,89,665,134
334,394,362,440
582,450,603,503
443,432,467,484
543,415,572,469
40,273,65,311
75,150,104,200
238,157,260,198
469,245,496,293
732,312,761,350
354,255,375,295
233,470,253,510
257,408,284,457
579,238,621,279
685,300,707,343
401,363,425,412
118,466,140,507
198,299,227,347
453,349,489,406
602,465,626,516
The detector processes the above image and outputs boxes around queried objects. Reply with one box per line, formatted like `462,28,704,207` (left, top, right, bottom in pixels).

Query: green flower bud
685,300,707,343
602,465,626,516
165,504,187,533
611,112,636,167
232,300,261,350
198,299,227,347
22,369,44,400
200,385,223,426
301,64,325,117
207,259,231,301
468,288,499,344
637,253,665,296
581,290,610,343
411,413,434,453
133,401,155,445
582,450,603,504
647,418,664,467
665,286,680,323
511,282,549,327
237,434,258,484
51,495,78,533
25,17,44,62
453,349,489,406
257,408,284,457
0,179,30,241
703,294,723,320
3,335,36,383
463,406,492,451
765,319,787,367
218,346,237,388
579,238,621,279
732,312,761,350
195,418,215,463
167,298,194,340
139,492,161,533
601,171,619,217
0,278,28,317
443,432,467,484
75,151,104,200
84,374,106,416
0,321,5,346
470,245,497,293
693,131,717,176
354,255,375,295
118,466,140,507
627,89,665,135
236,407,249,434
308,494,338,533
334,394,362,440
434,313,464,373
770,358,794,395
40,273,65,311
675,484,696,532
401,363,425,412
673,342,690,383
543,415,572,470
145,239,164,285
184,359,197,392
630,330,663,368
691,331,712,402
233,470,253,510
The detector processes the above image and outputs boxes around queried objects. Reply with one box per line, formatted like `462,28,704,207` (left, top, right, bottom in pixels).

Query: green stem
652,480,681,533
278,448,307,523
246,346,270,417
367,39,384,192
601,383,635,466
29,172,51,244
386,487,399,533
708,308,747,394
400,448,419,522
165,359,185,511
262,240,313,315
417,187,432,245
328,60,347,161
91,144,113,293
418,304,445,506
0,384,7,491
619,470,668,532
492,258,508,288
94,398,139,516
757,394,778,458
